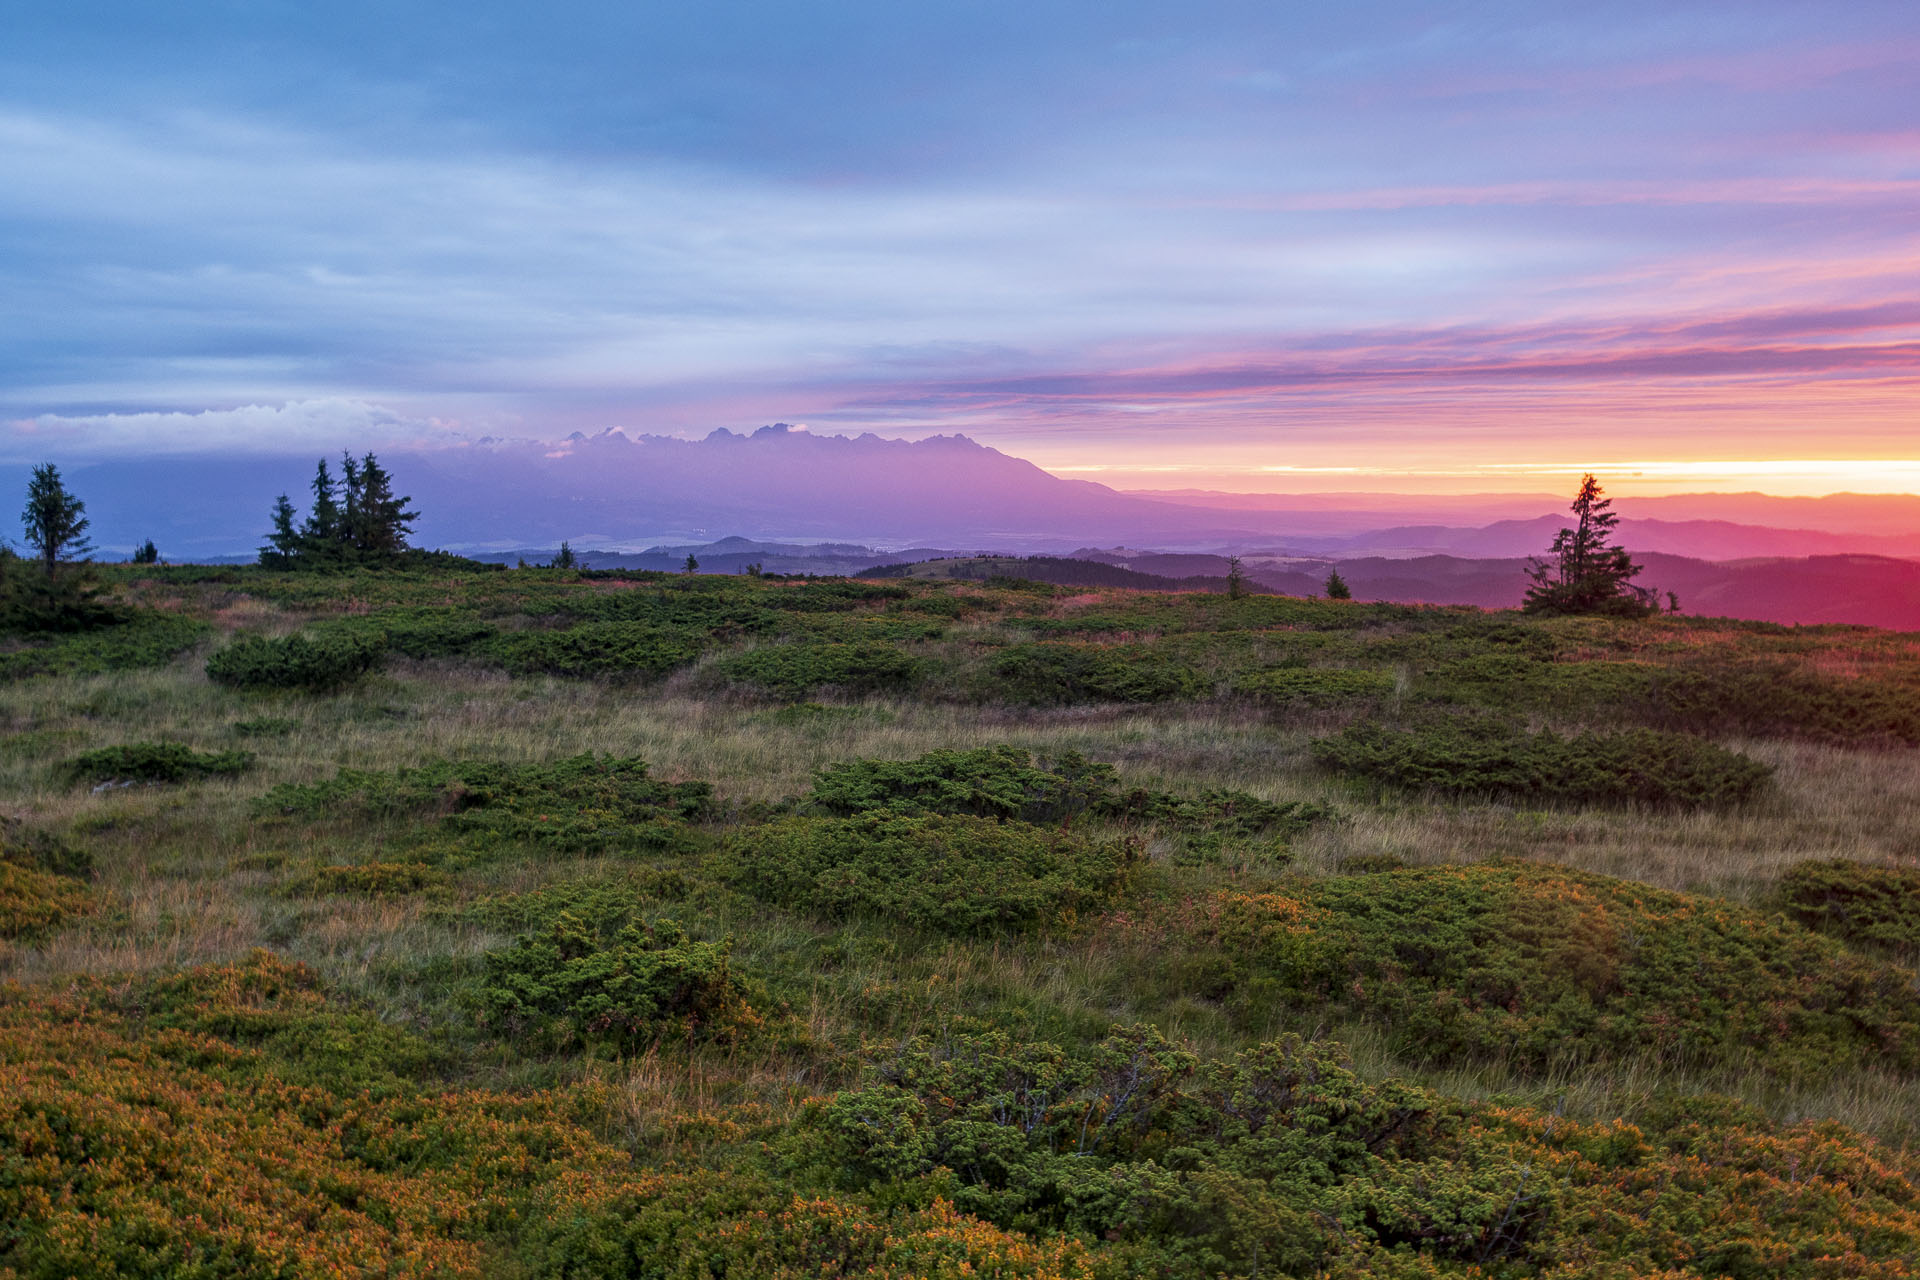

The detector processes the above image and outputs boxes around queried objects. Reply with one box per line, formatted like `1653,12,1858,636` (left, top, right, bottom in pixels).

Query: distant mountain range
22,425,1920,562
9,424,1917,625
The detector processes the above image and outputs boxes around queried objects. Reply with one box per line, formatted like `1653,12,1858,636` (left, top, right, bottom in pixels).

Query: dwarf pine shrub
1638,658,1920,746
805,745,1333,864
259,754,712,860
0,610,208,680
990,642,1209,704
63,741,254,786
714,640,924,700
1236,665,1396,708
807,745,1121,823
479,914,761,1052
1196,861,1920,1078
800,1023,1920,1279
723,812,1130,934
1311,716,1771,807
318,608,499,659
206,630,385,692
481,621,702,678
1778,859,1920,952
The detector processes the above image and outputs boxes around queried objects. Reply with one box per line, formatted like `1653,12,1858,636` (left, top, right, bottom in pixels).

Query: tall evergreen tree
8,464,112,631
300,459,343,561
338,452,364,558
1522,475,1657,617
258,453,419,570
260,494,301,568
21,464,92,580
351,453,417,556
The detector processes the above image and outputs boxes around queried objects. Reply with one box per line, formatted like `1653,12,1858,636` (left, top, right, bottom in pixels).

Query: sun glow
1047,457,1920,497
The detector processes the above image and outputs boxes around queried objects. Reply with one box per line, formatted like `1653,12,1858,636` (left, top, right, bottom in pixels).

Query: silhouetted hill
1253,553,1920,630
867,555,1266,593
1065,549,1920,629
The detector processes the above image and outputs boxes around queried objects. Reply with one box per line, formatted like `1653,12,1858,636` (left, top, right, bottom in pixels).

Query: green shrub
320,608,499,659
807,745,1120,823
481,621,701,678
1236,665,1396,708
1638,659,1920,746
63,741,254,786
206,630,385,691
805,746,1333,865
479,913,761,1052
523,1172,1091,1280
715,641,924,700
258,754,712,860
0,610,208,680
1778,859,1920,951
991,642,1209,705
527,581,778,637
765,580,911,611
810,1027,1444,1278
1311,716,1772,807
723,813,1130,934
1203,862,1920,1078
462,870,693,936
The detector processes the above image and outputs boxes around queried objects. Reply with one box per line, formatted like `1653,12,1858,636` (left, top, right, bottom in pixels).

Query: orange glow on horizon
1042,458,1920,498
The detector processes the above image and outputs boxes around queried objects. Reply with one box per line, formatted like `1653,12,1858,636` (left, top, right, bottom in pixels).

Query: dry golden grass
4,611,1919,1145
8,648,1919,990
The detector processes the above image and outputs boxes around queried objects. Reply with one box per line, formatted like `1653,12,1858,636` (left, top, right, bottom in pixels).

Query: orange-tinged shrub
0,954,1097,1280
0,861,91,940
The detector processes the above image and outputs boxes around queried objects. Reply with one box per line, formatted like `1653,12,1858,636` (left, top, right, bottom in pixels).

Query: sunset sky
4,2,1917,495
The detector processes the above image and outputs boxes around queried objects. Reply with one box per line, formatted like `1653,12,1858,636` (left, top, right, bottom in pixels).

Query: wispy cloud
3,2,1919,492
1,400,453,464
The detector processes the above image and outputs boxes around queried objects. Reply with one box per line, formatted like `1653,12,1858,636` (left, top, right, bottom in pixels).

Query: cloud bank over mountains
16,422,1917,566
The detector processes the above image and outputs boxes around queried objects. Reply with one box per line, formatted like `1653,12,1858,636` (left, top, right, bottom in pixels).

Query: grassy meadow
3,563,1919,1278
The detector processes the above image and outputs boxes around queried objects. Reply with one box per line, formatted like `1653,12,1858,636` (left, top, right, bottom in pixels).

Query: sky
4,1,1918,495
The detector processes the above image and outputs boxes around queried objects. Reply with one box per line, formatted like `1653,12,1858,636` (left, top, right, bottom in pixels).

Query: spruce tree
259,454,418,570
300,460,343,563
1325,568,1351,600
260,495,301,568
1522,475,1657,617
350,454,417,557
8,464,112,630
339,453,364,560
21,464,92,580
